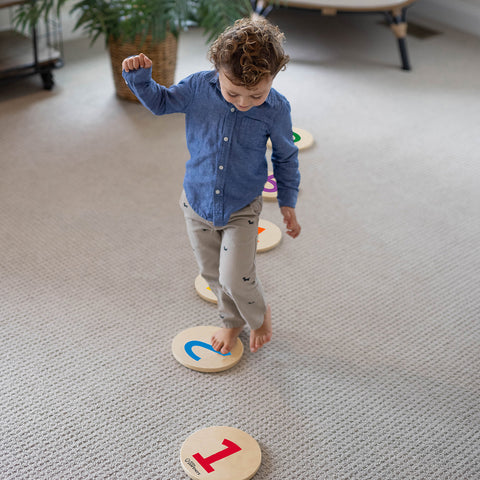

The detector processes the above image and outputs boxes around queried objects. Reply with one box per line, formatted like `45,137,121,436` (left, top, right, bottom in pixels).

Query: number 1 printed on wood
193,439,242,473
180,426,261,479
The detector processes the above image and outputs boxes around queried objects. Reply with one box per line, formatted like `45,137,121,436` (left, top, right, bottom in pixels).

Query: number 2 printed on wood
172,326,244,373
193,438,242,473
184,340,231,361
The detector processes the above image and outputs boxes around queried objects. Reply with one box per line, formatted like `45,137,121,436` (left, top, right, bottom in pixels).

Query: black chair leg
385,8,411,71
398,37,411,71
251,0,274,17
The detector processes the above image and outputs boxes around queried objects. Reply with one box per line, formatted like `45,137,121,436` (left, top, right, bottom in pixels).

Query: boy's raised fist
122,53,152,72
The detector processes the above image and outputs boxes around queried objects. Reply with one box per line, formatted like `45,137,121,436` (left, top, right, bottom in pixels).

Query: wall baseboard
409,0,480,37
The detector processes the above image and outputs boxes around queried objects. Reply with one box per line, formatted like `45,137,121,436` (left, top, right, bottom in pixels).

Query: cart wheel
41,71,55,90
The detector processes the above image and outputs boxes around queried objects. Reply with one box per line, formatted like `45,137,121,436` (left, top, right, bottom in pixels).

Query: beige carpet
1,8,479,479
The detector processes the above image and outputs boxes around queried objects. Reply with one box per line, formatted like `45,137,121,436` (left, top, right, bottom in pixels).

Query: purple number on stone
263,174,277,193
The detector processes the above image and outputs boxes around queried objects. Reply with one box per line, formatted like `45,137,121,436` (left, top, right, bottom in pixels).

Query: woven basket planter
108,33,178,102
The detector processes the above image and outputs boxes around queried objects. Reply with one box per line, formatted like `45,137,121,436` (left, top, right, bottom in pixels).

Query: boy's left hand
122,53,152,72
280,206,301,238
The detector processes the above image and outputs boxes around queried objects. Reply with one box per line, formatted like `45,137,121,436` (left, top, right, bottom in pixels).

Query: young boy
122,16,301,354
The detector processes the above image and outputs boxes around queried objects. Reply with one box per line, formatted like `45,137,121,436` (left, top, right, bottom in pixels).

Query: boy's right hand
122,53,152,72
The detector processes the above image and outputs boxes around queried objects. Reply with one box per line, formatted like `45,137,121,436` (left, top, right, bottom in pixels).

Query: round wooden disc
267,126,314,151
257,219,282,253
262,171,277,201
292,127,314,150
180,426,261,480
172,326,243,373
195,274,218,304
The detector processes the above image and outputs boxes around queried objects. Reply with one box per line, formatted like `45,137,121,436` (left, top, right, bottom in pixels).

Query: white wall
59,1,84,40
0,9,12,30
0,1,83,39
58,0,480,40
2,0,479,40
409,0,480,37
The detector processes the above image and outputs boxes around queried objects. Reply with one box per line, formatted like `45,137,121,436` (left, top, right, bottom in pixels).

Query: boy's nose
238,98,250,108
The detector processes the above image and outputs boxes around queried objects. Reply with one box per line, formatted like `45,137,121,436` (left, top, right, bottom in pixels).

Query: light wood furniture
254,0,417,70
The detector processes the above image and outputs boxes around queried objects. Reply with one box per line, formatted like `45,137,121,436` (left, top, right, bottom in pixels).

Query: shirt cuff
277,189,298,209
122,66,152,85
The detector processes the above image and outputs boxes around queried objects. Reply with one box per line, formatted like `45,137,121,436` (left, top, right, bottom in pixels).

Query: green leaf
14,0,252,46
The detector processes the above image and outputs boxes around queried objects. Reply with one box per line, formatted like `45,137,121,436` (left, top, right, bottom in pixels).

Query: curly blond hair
208,16,290,87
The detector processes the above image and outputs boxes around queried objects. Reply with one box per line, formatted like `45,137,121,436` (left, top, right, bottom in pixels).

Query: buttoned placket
213,104,237,225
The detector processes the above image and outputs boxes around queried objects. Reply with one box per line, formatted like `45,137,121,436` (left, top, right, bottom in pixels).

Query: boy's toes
221,344,231,355
250,333,271,353
211,337,221,352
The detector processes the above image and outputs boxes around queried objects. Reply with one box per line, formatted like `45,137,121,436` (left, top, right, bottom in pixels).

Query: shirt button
219,165,224,170
215,189,221,194
223,137,229,142
231,107,235,112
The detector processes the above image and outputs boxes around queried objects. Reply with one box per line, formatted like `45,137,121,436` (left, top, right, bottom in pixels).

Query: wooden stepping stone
195,274,218,304
257,219,282,253
172,326,243,372
267,126,314,150
180,426,261,480
292,127,314,150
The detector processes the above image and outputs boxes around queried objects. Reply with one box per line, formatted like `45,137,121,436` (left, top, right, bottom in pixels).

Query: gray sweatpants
180,190,267,330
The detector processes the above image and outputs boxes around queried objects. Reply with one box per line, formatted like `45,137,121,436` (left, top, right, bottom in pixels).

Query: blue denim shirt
122,68,300,226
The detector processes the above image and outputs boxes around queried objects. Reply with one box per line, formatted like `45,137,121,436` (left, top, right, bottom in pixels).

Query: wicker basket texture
109,33,178,102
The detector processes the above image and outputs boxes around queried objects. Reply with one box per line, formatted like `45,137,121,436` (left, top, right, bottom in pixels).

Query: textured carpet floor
1,8,479,479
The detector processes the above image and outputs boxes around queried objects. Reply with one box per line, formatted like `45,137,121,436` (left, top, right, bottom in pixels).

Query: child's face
218,68,273,112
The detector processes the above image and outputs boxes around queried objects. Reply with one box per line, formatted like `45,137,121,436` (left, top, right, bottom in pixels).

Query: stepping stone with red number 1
180,426,261,480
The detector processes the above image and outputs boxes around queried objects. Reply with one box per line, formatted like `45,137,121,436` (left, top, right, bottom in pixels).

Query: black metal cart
0,0,63,89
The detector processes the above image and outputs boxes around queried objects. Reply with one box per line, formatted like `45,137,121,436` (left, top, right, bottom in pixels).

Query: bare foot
211,327,243,355
250,305,272,353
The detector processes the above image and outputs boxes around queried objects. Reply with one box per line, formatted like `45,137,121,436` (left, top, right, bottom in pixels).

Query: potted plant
14,0,252,100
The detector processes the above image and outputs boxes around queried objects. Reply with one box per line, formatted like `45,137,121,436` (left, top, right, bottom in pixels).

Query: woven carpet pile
1,9,479,479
